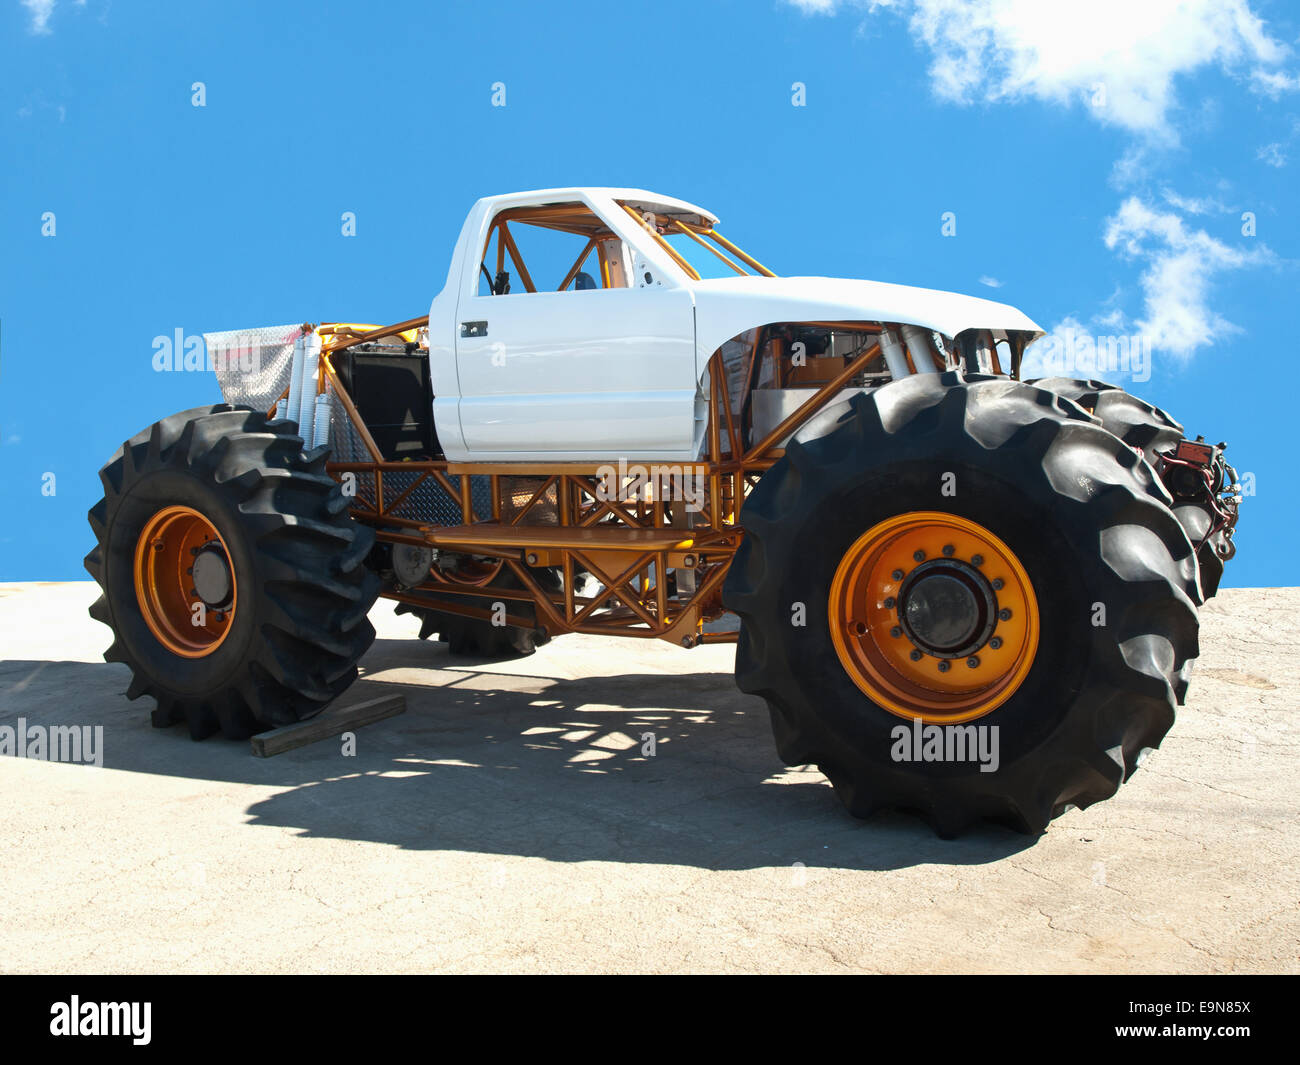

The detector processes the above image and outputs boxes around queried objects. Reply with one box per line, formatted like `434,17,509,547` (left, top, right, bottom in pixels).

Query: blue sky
1,0,1296,586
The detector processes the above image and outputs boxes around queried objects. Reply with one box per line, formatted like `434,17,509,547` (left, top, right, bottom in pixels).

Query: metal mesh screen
205,323,305,414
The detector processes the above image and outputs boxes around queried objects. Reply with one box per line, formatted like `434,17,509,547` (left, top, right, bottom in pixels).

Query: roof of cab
473,187,719,226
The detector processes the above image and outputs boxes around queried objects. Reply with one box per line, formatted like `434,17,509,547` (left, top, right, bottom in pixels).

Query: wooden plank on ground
250,693,406,758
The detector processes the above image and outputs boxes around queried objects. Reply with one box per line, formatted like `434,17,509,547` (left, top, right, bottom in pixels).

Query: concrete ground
0,581,1295,974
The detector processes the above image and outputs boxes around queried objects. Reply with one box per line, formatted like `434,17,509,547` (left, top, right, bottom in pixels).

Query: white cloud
21,0,56,34
1110,143,1156,188
1160,188,1231,214
1103,196,1271,358
16,90,67,122
1094,305,1129,331
787,0,1292,138
978,275,1003,288
1023,200,1274,371
1256,141,1287,167
19,0,88,35
1250,68,1300,96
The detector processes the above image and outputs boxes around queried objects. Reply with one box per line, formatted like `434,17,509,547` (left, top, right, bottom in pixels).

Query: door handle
460,321,488,338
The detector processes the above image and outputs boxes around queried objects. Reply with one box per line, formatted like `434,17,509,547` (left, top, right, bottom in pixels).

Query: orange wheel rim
828,512,1039,724
133,505,237,658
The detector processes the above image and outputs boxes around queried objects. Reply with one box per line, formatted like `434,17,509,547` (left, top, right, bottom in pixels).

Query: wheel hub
899,560,996,659
191,543,233,608
827,512,1040,724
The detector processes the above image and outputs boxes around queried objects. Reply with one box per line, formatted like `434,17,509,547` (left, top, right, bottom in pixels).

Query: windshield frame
615,201,776,282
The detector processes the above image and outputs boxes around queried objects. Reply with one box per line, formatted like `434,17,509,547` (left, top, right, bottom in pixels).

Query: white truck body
421,187,1043,461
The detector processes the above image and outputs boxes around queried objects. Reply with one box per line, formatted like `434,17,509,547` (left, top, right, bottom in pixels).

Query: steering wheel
480,263,495,294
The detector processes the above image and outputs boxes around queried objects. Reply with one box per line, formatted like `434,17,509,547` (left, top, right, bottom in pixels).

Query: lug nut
909,649,922,661
890,625,902,638
913,549,926,562
991,578,1004,590
942,544,955,556
998,608,1012,621
971,554,984,567
989,636,1003,649
966,656,980,669
892,569,905,581
884,596,896,609
937,660,951,672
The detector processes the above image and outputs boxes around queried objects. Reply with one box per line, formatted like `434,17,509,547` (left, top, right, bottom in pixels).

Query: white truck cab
429,187,1043,462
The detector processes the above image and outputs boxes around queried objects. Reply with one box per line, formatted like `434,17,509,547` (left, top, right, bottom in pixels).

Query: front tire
1030,377,1230,597
84,405,380,739
723,373,1201,836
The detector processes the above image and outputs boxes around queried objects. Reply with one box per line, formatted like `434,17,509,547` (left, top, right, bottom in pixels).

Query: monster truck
85,188,1242,835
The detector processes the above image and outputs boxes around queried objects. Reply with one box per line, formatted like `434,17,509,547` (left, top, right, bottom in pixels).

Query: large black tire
84,405,379,739
394,567,554,658
723,372,1201,837
1031,377,1227,597
1029,377,1183,453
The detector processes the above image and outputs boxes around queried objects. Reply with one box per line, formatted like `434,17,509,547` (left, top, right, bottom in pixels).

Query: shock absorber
294,333,321,448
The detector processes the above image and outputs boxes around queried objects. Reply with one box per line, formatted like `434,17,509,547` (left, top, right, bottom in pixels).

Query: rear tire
394,567,555,658
723,373,1201,836
84,405,379,739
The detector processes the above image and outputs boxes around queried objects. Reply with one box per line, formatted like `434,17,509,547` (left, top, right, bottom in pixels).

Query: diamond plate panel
205,323,306,414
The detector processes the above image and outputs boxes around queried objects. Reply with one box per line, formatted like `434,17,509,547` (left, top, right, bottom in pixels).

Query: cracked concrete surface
0,581,1296,974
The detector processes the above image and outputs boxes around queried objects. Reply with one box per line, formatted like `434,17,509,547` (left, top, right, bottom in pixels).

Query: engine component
878,328,912,380
900,324,943,373
391,543,434,589
294,335,322,447
312,393,333,450
332,344,438,460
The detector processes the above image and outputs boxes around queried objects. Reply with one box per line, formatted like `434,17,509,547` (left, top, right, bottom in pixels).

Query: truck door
454,204,697,460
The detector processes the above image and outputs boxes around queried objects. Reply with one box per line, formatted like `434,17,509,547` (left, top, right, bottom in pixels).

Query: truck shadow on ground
2,640,1037,871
